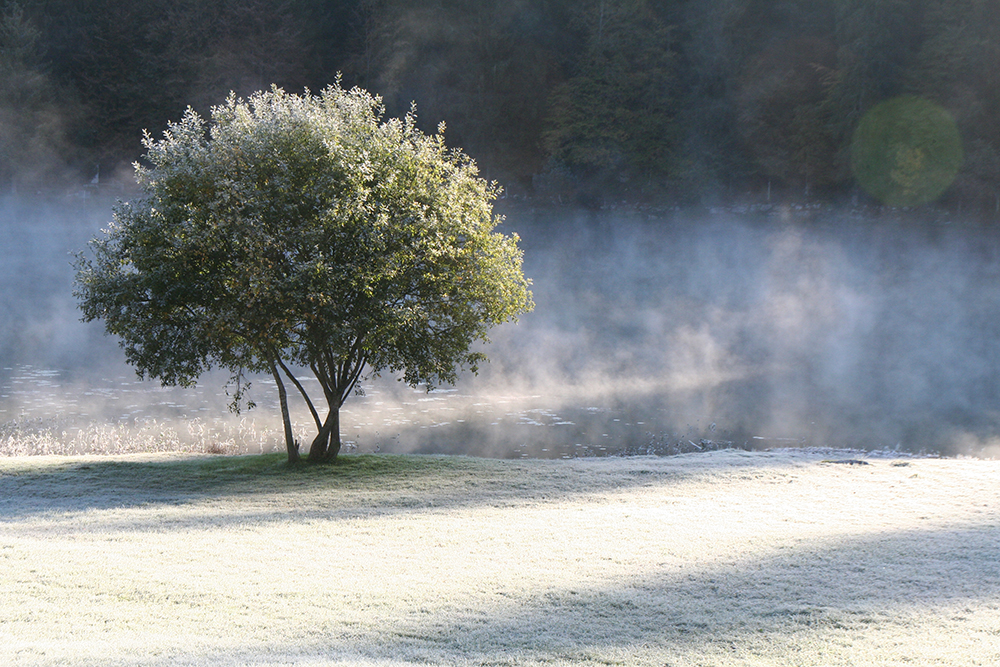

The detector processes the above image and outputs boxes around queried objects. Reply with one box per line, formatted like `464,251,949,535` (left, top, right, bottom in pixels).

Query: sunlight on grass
1,450,998,666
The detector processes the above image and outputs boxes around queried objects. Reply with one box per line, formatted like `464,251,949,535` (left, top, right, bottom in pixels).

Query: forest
2,0,999,212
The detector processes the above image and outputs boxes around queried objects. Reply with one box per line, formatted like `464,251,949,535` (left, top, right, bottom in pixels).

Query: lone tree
74,84,533,462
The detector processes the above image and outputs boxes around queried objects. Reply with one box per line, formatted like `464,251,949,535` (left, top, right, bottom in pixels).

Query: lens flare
850,96,963,207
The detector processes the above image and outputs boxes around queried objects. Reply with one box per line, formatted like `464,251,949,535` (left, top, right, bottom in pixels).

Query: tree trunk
307,426,328,461
271,364,298,463
328,407,341,460
307,406,341,462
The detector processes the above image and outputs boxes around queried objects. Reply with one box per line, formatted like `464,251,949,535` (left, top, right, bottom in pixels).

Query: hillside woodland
3,0,999,211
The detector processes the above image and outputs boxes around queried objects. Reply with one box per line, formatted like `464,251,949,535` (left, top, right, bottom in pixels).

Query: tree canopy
74,84,533,462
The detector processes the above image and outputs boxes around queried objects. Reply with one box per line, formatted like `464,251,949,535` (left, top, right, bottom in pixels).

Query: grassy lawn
1,450,998,666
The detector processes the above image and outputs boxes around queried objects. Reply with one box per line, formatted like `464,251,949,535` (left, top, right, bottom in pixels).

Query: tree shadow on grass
134,521,1000,666
475,525,999,664
0,449,806,526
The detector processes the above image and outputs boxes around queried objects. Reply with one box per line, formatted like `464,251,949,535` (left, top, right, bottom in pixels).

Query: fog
495,204,1000,458
3,194,1000,458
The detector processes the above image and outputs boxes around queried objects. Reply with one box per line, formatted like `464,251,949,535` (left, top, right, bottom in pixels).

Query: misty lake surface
3,194,1000,458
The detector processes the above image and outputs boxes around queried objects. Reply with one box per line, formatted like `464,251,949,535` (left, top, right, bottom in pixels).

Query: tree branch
276,357,322,431
341,351,367,405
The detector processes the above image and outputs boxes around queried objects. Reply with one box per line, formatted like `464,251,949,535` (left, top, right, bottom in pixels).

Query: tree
822,0,924,181
736,36,839,194
0,1,72,191
152,0,314,113
849,95,963,207
74,84,533,463
542,0,678,200
344,0,571,191
44,0,176,165
908,0,1000,213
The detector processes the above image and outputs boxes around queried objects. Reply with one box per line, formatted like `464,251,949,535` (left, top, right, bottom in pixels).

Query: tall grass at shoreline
0,415,292,456
2,450,998,666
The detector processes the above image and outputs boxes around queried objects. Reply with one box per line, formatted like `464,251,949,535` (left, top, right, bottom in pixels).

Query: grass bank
1,450,998,666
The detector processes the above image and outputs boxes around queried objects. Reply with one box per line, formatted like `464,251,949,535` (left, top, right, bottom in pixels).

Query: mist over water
496,205,1000,457
3,194,1000,458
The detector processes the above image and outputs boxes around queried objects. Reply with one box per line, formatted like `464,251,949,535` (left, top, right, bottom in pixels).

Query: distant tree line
3,0,999,211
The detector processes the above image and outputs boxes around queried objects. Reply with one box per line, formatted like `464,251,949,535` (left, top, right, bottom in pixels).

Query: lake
2,195,999,458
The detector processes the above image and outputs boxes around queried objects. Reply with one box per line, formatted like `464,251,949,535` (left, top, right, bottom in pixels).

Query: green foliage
850,95,963,207
8,0,1000,208
344,0,570,190
908,0,1000,210
150,0,314,112
819,0,924,182
736,36,838,190
542,0,677,196
74,84,533,462
671,0,839,197
0,1,70,190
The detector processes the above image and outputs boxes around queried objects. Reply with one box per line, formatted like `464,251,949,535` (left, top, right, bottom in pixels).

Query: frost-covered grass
1,450,998,666
0,415,283,456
